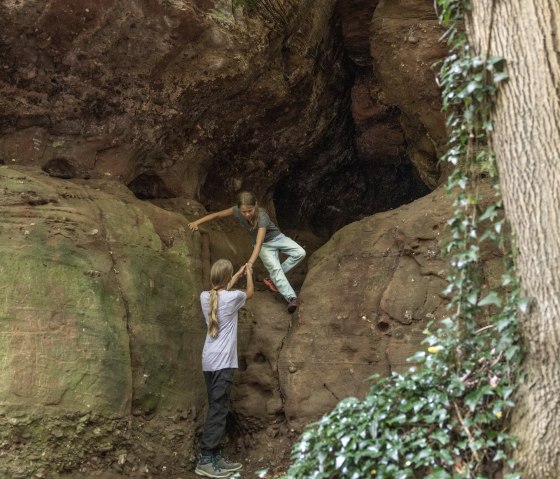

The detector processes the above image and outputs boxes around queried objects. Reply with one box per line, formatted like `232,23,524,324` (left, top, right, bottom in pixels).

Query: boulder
0,166,205,417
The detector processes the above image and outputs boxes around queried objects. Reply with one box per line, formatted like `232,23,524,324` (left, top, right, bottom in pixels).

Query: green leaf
335,455,345,468
518,298,530,313
494,71,509,83
478,291,502,307
341,435,351,447
465,385,494,411
430,430,450,445
466,80,481,93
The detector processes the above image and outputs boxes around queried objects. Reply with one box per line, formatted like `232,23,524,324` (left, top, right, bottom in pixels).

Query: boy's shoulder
257,207,272,220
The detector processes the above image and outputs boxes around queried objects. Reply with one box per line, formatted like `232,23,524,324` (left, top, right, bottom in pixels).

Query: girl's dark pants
200,368,234,456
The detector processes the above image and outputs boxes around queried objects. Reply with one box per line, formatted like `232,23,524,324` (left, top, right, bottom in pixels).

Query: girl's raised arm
227,264,246,290
188,207,233,231
245,263,254,299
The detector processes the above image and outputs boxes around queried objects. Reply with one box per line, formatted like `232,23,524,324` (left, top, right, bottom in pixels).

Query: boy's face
239,204,256,220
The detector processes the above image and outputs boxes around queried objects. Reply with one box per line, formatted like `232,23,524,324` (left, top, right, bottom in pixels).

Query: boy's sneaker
287,297,299,314
263,277,278,293
195,455,232,478
215,452,242,472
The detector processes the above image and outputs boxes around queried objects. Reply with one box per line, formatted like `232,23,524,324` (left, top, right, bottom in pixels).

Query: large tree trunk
467,1,560,477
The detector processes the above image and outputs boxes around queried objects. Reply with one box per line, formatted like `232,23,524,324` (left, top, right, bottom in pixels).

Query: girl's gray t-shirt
231,206,281,243
200,289,247,371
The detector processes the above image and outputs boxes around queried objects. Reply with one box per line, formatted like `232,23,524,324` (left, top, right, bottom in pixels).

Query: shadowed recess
127,173,175,200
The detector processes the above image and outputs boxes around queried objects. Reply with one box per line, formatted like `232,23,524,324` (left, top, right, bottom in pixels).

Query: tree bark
467,1,560,477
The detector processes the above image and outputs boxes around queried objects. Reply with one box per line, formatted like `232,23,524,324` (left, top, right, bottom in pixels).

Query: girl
195,259,254,479
188,191,305,313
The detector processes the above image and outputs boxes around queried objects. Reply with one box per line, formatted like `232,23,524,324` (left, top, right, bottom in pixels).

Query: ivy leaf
466,80,481,93
369,420,378,439
494,71,509,83
478,291,502,307
466,291,478,305
336,455,345,468
430,429,450,445
518,298,530,313
465,385,494,411
479,205,497,221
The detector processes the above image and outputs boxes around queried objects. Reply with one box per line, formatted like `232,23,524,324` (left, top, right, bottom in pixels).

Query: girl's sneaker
195,455,231,478
215,452,242,472
263,277,278,293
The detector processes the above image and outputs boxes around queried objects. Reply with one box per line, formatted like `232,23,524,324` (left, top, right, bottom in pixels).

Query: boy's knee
268,266,284,278
296,248,306,260
264,262,282,273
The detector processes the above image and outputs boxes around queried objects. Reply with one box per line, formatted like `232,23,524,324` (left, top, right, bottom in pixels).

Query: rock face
278,181,506,430
278,187,453,428
370,0,449,188
0,0,357,231
235,292,292,430
0,0,458,476
0,166,206,476
0,165,207,416
0,0,446,240
0,166,297,477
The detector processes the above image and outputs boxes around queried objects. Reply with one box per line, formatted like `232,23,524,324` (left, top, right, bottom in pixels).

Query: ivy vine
280,0,525,478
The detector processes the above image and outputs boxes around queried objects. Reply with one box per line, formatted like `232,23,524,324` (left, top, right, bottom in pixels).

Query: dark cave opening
196,67,434,241
271,72,432,238
42,158,78,179
273,151,430,238
127,173,175,200
195,9,439,242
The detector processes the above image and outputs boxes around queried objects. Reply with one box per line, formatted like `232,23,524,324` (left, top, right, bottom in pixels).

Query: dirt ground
1,393,299,479
57,426,295,479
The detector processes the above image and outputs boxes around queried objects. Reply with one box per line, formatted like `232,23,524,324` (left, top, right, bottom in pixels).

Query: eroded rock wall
0,166,205,417
278,181,506,429
0,165,298,477
0,0,460,475
370,0,449,187
0,0,447,240
0,0,359,227
0,166,206,476
278,187,451,428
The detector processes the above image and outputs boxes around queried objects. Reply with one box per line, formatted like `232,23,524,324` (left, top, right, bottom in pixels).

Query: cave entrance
194,3,442,242
272,70,433,239
273,147,430,239
127,173,175,200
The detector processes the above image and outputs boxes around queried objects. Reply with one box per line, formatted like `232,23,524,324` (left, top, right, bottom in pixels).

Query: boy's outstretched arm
247,227,266,265
188,207,233,231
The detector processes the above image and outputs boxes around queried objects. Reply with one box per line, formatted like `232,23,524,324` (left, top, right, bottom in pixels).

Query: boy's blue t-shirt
200,289,246,371
231,206,281,243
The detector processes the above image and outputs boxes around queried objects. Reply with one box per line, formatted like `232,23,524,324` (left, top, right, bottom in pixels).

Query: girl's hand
245,262,253,275
231,265,246,285
227,265,246,290
188,222,199,231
